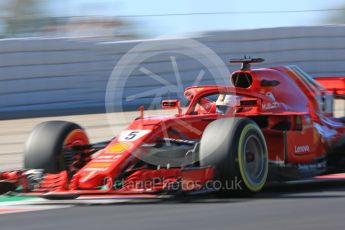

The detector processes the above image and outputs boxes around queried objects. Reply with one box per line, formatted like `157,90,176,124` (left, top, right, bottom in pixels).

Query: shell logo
107,142,133,154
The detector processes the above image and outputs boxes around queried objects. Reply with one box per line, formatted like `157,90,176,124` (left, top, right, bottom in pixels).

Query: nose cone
77,171,104,189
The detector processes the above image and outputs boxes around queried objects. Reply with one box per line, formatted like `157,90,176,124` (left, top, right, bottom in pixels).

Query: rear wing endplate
314,77,345,99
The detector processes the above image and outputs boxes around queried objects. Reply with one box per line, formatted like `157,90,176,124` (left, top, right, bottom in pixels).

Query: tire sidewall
24,121,87,173
199,118,268,194
236,123,268,192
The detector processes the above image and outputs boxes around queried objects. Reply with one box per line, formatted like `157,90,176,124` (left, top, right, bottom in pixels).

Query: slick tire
199,118,268,196
24,121,89,173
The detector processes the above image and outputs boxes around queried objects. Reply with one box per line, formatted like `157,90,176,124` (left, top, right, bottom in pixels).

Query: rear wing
314,77,345,99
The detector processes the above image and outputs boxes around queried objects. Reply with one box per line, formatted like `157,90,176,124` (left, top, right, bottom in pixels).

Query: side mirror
161,99,182,115
162,99,179,109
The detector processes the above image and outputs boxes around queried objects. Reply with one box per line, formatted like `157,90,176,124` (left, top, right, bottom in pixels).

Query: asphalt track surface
1,180,345,230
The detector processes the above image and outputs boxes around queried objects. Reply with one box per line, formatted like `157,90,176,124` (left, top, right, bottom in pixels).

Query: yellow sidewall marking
238,124,268,192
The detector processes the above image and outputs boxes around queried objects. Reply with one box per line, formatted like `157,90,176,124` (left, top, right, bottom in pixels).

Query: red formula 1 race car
1,58,345,199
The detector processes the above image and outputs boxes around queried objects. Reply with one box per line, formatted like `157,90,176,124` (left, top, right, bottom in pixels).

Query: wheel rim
243,134,266,185
59,129,89,170
63,129,89,149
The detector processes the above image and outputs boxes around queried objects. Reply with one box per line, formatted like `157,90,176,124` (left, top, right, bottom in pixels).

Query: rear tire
24,121,89,173
328,132,345,168
338,117,345,124
199,118,268,196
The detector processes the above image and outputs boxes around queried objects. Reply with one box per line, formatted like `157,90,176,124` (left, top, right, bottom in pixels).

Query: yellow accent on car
88,162,113,168
107,142,132,154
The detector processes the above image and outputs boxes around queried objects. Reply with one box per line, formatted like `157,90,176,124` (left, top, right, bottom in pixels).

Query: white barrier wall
1,26,345,119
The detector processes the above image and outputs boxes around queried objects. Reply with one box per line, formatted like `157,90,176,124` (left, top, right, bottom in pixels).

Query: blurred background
0,0,345,39
0,0,345,118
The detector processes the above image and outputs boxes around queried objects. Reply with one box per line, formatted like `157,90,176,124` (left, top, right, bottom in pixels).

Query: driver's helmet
216,94,241,114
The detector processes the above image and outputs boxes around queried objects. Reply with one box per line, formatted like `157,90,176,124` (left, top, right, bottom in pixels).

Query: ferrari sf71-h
1,58,345,198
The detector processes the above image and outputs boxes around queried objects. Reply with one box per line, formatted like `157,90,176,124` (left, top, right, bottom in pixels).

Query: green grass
0,196,35,202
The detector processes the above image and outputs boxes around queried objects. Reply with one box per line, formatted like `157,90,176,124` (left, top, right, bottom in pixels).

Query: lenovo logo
294,145,310,154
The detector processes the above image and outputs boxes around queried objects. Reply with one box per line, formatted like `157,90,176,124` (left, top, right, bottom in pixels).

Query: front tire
24,121,89,173
199,118,268,196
